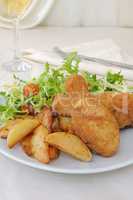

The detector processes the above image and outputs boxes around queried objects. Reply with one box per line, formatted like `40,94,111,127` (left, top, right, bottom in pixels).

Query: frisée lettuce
0,52,132,124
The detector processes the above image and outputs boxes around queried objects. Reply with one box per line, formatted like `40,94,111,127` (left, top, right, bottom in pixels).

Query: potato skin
48,146,60,161
46,132,92,161
7,118,40,148
52,118,60,132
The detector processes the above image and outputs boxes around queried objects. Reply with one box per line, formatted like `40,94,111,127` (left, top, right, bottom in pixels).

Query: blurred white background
43,0,133,27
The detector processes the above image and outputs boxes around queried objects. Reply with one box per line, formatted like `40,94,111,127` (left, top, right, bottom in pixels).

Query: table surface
0,27,133,200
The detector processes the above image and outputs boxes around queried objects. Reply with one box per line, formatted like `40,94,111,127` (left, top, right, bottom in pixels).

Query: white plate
0,128,133,174
0,0,55,29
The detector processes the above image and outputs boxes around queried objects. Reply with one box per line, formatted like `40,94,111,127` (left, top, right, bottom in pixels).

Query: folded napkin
23,39,133,81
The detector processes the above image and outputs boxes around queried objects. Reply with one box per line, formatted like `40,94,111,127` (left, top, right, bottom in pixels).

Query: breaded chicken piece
53,93,120,157
59,117,119,156
52,94,77,117
71,113,119,157
53,92,110,118
98,92,133,128
59,115,119,156
65,74,133,129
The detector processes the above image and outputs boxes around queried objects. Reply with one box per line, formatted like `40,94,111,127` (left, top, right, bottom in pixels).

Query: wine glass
0,0,36,72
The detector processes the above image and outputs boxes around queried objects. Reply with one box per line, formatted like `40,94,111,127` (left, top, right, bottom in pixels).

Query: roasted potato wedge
0,119,23,139
52,117,60,132
37,107,53,132
7,118,40,148
21,126,59,163
59,116,72,132
31,125,50,164
46,132,92,161
20,134,33,156
48,146,60,161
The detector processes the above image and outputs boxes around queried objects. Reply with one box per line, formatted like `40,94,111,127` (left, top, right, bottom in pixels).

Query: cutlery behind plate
54,47,133,71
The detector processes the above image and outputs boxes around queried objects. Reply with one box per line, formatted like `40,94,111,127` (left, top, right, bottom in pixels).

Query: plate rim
0,147,133,174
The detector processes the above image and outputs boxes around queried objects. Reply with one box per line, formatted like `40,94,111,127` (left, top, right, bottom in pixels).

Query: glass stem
13,18,21,60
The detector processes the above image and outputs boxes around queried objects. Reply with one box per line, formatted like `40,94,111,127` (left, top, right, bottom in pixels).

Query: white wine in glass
0,0,35,72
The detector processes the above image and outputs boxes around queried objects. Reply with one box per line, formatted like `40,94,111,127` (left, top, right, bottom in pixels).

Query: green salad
0,52,132,124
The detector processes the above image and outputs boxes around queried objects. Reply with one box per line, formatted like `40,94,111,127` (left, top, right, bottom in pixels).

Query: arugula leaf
106,71,124,84
0,92,7,96
0,105,8,112
82,70,129,93
63,52,80,74
82,71,104,93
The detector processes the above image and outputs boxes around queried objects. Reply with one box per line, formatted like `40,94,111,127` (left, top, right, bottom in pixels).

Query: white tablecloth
0,27,133,200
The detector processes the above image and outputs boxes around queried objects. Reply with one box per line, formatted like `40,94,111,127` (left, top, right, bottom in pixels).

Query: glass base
3,58,32,72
